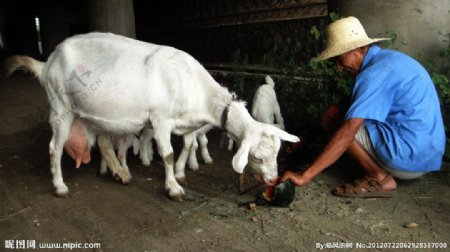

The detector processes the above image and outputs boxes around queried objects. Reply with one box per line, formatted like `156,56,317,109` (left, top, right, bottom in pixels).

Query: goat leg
97,134,132,184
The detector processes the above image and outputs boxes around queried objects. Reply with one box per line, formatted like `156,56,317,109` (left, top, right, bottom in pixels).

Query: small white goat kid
4,32,299,200
252,75,285,130
228,75,285,150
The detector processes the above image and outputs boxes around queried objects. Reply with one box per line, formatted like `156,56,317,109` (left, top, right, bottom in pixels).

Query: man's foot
332,174,396,198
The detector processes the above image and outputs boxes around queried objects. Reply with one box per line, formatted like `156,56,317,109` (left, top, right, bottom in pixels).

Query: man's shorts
355,125,427,180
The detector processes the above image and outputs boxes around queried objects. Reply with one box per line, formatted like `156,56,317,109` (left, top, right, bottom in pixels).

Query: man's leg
331,135,397,197
350,126,426,180
344,139,397,191
321,103,396,195
321,101,426,197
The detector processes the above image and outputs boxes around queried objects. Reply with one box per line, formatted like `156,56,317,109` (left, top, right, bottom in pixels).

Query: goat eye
251,156,263,164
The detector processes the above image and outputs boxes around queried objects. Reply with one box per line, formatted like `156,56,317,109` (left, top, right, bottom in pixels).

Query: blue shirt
345,45,446,172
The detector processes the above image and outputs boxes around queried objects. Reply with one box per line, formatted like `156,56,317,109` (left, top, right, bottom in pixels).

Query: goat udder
64,120,92,168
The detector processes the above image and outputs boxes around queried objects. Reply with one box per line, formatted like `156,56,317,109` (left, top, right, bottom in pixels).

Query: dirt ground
0,75,449,252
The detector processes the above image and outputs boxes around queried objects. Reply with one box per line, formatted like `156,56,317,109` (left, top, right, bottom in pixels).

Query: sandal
332,175,396,198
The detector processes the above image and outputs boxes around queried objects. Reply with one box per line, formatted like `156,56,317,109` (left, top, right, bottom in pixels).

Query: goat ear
232,140,251,173
268,126,300,143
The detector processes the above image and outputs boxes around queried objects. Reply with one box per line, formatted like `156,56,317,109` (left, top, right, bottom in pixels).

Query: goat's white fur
139,127,154,167
252,75,285,129
228,75,285,150
4,32,299,199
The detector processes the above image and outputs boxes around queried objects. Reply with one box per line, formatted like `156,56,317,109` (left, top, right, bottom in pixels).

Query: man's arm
281,117,365,186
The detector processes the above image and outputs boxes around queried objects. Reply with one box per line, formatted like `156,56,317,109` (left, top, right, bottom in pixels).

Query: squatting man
281,16,446,198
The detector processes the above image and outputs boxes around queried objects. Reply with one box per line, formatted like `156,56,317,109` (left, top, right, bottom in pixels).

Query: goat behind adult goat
251,75,285,130
3,32,299,200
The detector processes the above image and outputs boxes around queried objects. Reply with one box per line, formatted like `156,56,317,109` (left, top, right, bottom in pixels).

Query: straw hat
312,16,390,61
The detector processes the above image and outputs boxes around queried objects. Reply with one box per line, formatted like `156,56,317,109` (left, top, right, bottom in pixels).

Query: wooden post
86,0,136,38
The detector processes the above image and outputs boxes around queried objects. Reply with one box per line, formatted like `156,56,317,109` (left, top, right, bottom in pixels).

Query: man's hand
280,118,363,187
279,171,311,186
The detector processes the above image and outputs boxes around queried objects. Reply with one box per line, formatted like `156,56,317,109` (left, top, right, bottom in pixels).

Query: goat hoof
55,191,70,198
112,173,132,184
166,182,185,201
141,160,151,167
54,185,69,198
121,177,132,185
113,173,121,181
189,165,199,171
169,194,184,202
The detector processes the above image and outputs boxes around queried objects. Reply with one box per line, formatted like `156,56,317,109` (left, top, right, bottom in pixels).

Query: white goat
4,32,299,200
228,75,285,150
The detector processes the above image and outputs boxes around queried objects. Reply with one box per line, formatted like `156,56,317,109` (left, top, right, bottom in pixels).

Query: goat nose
269,178,277,185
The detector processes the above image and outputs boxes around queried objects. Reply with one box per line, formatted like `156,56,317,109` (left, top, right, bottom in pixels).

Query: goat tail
3,55,44,79
265,75,275,87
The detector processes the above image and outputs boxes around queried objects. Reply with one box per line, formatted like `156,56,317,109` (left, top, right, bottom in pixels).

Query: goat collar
221,103,231,132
